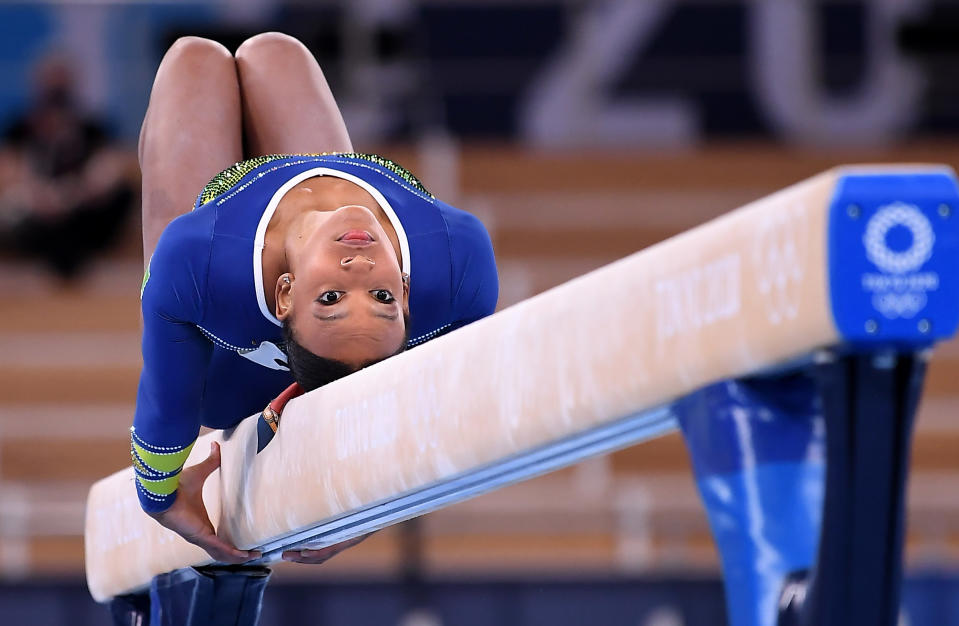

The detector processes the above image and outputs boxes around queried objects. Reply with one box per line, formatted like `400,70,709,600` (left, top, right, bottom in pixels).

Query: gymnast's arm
131,215,258,563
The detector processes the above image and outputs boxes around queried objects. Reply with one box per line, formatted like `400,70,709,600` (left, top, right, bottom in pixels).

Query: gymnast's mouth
336,230,374,245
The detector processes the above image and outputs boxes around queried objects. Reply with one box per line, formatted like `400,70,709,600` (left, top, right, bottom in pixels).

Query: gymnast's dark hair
281,314,411,392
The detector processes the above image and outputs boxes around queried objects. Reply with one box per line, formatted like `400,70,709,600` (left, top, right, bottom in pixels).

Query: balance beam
85,166,959,602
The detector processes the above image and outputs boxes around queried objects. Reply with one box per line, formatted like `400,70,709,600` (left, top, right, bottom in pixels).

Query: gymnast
132,32,498,565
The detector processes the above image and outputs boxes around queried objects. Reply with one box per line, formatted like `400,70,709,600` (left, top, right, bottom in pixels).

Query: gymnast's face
276,202,409,368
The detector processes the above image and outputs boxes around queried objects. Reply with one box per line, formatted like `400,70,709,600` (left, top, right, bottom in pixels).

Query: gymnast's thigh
234,32,353,157
139,37,243,266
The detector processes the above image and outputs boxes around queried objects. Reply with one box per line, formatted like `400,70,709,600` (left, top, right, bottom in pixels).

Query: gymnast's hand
281,534,370,565
148,441,262,564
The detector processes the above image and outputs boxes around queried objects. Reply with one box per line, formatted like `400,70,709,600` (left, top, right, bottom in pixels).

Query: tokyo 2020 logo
863,202,935,275
861,202,939,320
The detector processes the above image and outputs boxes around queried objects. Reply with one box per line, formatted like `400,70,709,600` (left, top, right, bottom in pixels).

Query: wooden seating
2,145,958,579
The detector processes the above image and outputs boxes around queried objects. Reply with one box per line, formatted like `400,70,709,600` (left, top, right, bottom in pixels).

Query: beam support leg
798,351,927,626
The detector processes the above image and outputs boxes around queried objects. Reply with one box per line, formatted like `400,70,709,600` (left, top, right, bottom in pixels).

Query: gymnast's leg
234,32,353,156
113,38,253,626
139,36,242,264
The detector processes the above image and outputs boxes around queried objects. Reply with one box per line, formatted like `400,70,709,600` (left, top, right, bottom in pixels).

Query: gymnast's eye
318,291,343,305
371,289,395,303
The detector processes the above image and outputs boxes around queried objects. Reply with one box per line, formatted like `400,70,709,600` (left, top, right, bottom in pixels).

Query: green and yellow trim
136,473,181,497
140,255,152,298
196,152,433,206
131,440,195,474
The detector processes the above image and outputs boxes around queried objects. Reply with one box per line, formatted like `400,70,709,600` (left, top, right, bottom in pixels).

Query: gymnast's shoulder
437,199,499,321
141,207,215,320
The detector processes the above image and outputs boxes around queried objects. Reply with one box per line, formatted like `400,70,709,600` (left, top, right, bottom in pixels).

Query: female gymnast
133,32,498,565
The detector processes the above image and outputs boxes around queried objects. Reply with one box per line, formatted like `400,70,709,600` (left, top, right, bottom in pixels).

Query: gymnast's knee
140,37,234,163
163,36,234,73
235,32,314,68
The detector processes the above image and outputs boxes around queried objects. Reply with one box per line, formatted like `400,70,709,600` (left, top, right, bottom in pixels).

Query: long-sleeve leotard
132,154,498,513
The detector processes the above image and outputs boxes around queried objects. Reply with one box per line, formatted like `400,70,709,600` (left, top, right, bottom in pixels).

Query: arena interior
0,1,958,625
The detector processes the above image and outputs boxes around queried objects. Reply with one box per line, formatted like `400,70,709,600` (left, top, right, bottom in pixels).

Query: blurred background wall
0,1,958,624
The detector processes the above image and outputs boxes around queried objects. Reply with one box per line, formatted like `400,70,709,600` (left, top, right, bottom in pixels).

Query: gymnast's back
132,153,497,511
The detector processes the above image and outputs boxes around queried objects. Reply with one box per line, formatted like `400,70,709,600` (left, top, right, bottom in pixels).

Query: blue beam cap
829,169,959,347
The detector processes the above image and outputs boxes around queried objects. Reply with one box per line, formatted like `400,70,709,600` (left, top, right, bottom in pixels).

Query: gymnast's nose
340,255,376,269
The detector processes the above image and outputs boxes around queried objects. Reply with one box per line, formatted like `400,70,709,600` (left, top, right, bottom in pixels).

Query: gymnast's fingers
190,441,222,482
279,548,341,565
281,535,369,564
191,531,262,565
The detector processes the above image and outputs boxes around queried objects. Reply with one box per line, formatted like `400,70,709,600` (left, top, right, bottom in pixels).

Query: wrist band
261,383,304,433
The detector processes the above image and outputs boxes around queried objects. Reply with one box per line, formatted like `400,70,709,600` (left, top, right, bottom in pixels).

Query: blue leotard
131,154,498,512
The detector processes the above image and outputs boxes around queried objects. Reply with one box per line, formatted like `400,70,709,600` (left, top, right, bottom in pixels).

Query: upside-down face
276,190,409,368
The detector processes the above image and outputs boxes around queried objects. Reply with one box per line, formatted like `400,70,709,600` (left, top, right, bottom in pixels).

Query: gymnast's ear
275,273,294,321
401,273,411,317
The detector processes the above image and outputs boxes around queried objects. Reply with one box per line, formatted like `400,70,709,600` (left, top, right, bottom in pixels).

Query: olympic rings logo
863,203,935,275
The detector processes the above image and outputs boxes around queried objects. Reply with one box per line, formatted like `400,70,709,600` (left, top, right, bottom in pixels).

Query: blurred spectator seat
0,54,137,281
0,145,958,578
